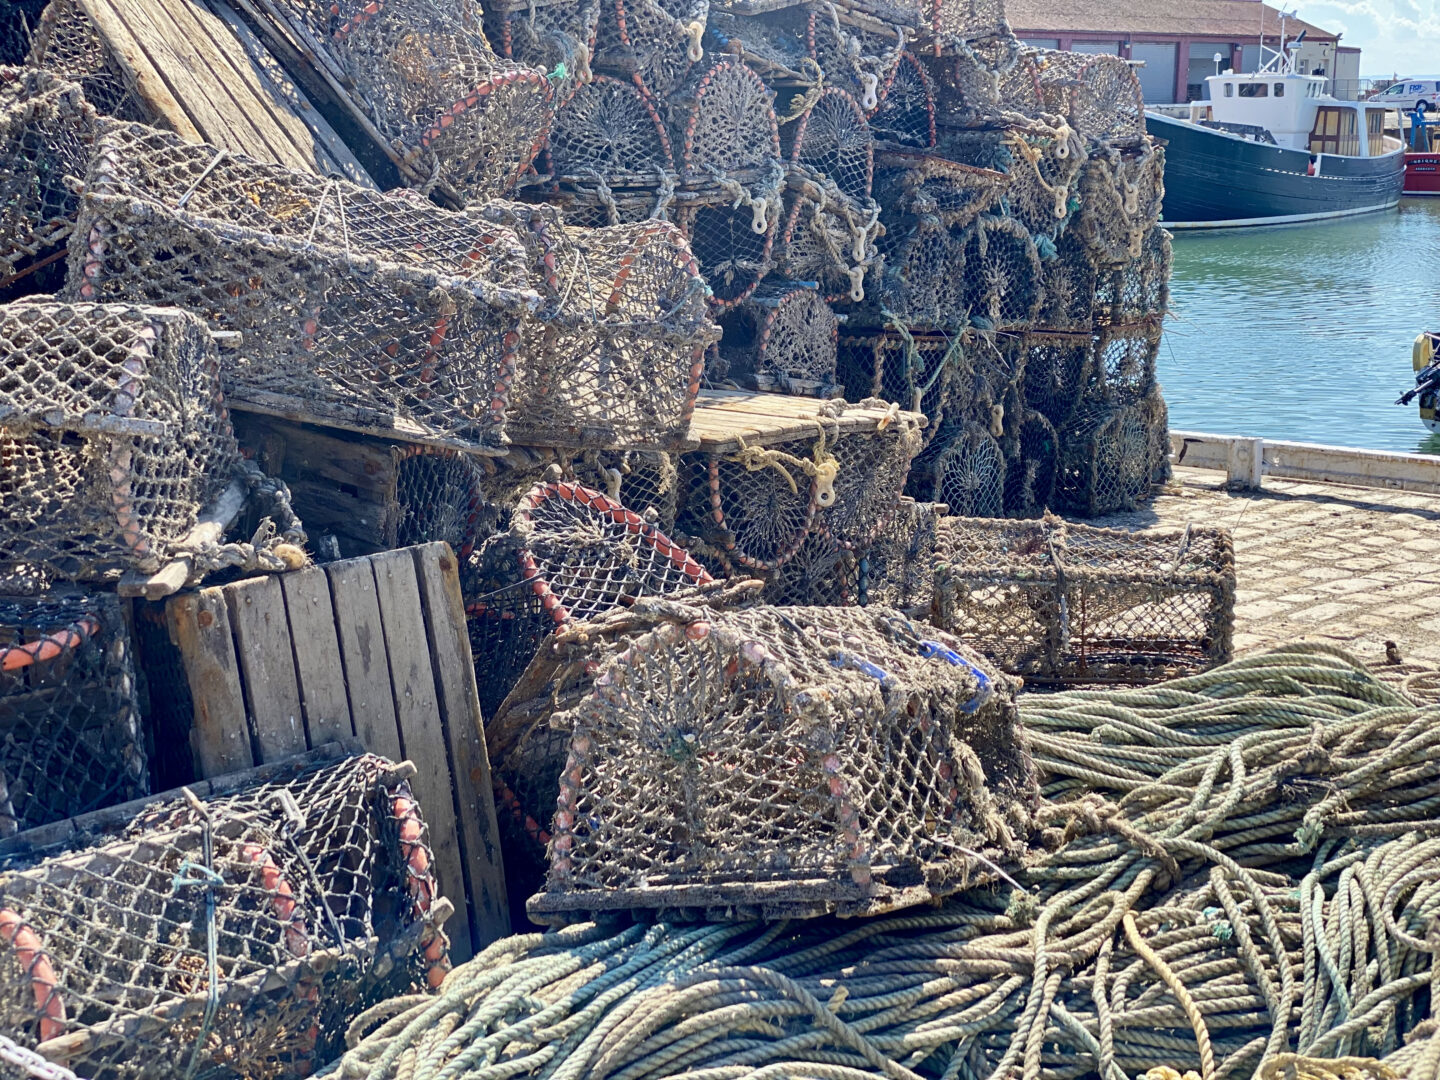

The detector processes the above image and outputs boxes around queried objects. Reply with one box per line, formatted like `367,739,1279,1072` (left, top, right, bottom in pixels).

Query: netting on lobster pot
856,496,941,609
788,86,873,204
0,67,97,287
1000,407,1058,518
773,186,878,305
1021,329,1091,428
705,8,811,82
483,0,598,106
921,47,1003,130
962,214,1043,330
933,514,1235,684
819,418,923,550
672,58,780,179
25,0,148,121
0,753,451,1078
805,5,901,114
1071,143,1165,265
1035,229,1099,331
1,303,240,581
592,0,705,98
676,190,777,310
0,591,146,836
1083,320,1161,408
759,529,858,607
1033,49,1146,147
530,603,1035,923
572,449,680,533
384,447,492,559
716,280,838,396
1055,391,1170,518
543,74,671,181
837,330,954,442
871,152,1009,231
1002,120,1084,240
1095,225,1171,324
465,535,556,722
868,217,967,329
870,51,935,148
919,0,1010,44
0,0,43,64
914,424,1005,519
279,0,554,201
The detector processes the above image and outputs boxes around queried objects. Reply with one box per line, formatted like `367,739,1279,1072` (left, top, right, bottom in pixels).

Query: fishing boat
1403,112,1440,195
1145,41,1405,228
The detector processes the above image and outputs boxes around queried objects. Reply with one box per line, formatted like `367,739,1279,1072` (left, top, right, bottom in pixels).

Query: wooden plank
370,548,473,961
166,590,254,777
410,542,511,950
224,575,308,763
279,568,352,745
74,0,201,139
689,390,923,452
227,393,508,455
326,556,403,761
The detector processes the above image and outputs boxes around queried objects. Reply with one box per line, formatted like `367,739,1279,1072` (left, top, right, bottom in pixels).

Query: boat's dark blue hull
1146,112,1405,227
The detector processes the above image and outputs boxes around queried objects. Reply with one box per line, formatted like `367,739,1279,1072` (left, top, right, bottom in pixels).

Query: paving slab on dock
1083,466,1440,667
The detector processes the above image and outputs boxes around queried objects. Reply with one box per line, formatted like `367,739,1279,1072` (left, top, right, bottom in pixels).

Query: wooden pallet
74,0,373,183
163,542,507,958
689,389,926,453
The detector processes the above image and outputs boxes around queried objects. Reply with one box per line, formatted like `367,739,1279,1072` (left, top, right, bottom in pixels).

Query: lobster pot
531,186,659,228
1035,230,1100,332
920,0,1009,43
1033,49,1146,147
676,190,778,311
572,449,681,533
869,217,967,329
962,216,1043,330
1,302,239,581
384,447,494,559
479,203,715,448
0,592,146,835
1095,226,1172,324
271,0,553,201
870,52,936,149
1021,329,1092,428
531,603,1036,922
921,48,1003,131
0,754,451,1079
716,281,838,396
857,497,942,609
543,75,672,181
1055,392,1171,518
591,0,705,98
910,424,1005,519
786,87,873,204
836,331,957,447
1000,407,1059,518
773,188,877,306
932,515,1235,684
67,198,534,456
466,553,556,723
759,529,858,607
1083,320,1162,408
804,7,901,111
25,0,150,121
871,154,1009,233
1002,119,1084,240
483,0,599,105
0,68,98,284
1072,144,1166,265
671,58,780,180
819,419,923,550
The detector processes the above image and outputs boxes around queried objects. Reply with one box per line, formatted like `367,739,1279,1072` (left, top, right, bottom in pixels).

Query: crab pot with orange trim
0,753,451,1078
543,74,672,183
0,591,147,835
715,280,838,398
675,189,778,312
589,0,706,99
0,301,240,581
526,602,1035,924
473,202,717,449
482,0,599,108
65,135,540,455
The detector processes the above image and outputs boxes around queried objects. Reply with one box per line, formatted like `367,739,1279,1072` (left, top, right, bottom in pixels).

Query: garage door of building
1130,42,1177,104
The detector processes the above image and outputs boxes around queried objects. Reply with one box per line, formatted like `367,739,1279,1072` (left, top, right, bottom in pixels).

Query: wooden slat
689,390,924,452
370,549,473,961
224,575,308,763
280,568,352,745
326,556,403,762
75,0,201,139
166,590,253,777
410,542,511,950
228,394,508,456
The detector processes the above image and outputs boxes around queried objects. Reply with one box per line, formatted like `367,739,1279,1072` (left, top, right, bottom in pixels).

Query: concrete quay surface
1082,465,1440,668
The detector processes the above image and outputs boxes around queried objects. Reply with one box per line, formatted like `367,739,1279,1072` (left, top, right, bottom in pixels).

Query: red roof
1007,0,1339,42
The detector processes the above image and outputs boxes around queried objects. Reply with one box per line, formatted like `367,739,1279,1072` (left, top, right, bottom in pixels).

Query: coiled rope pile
324,645,1440,1080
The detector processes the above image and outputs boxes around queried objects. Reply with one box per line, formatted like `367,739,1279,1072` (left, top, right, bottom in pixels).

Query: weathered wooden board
162,543,506,958
75,0,374,182
689,389,926,452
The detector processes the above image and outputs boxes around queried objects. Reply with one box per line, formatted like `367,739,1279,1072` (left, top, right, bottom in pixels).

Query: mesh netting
818,415,921,549
773,187,877,305
715,280,838,395
465,539,555,724
0,302,240,581
269,0,553,201
840,330,957,452
475,201,715,447
483,0,598,106
914,423,1005,518
0,591,146,836
1033,48,1146,146
384,447,491,559
1072,143,1165,265
933,513,1235,683
572,448,680,533
872,153,1009,231
1054,390,1171,518
759,529,857,606
869,217,966,328
1083,319,1161,407
532,602,1035,921
789,86,873,204
961,214,1042,329
67,128,540,453
856,496,941,610
676,189,777,310
805,5,901,113
1020,328,1090,427
674,57,778,178
921,0,1009,44
1094,224,1171,323
24,0,147,122
1001,120,1084,240
0,67,97,286
592,0,705,98
1034,228,1099,331
1000,406,1057,517
869,51,935,148
0,754,450,1078
543,74,671,181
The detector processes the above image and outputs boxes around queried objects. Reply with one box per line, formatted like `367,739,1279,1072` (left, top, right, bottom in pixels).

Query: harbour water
1159,198,1440,455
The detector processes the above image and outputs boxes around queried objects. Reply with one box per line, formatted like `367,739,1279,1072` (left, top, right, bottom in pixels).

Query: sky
1298,0,1440,77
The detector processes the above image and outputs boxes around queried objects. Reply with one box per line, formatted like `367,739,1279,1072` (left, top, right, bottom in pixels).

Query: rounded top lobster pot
530,603,1036,923
543,74,672,182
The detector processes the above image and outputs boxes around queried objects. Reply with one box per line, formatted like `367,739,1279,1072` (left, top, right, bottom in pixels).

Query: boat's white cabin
1204,70,1392,156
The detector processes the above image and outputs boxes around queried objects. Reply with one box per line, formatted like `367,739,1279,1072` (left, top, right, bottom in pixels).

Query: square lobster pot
67,178,535,454
474,201,716,449
857,496,943,609
0,591,147,835
0,302,239,581
1055,390,1170,518
932,515,1235,685
0,753,452,1079
0,67,98,285
529,603,1036,923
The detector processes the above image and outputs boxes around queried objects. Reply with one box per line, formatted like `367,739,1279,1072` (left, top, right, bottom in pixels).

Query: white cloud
1300,0,1440,75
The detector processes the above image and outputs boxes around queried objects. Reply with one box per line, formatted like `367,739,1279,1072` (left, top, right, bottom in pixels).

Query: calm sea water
1159,198,1440,455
